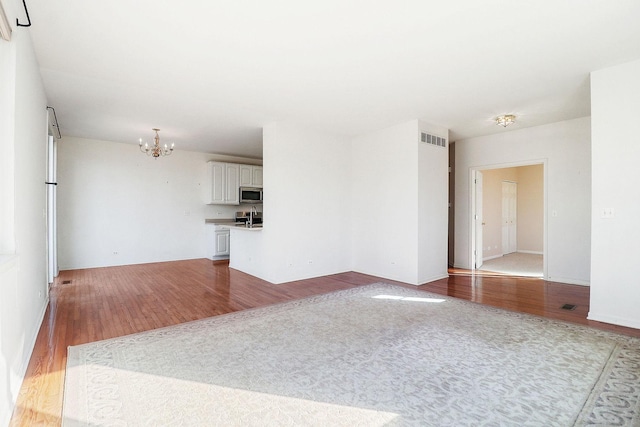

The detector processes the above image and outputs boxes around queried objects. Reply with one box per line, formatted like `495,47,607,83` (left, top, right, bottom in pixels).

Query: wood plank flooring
10,259,640,426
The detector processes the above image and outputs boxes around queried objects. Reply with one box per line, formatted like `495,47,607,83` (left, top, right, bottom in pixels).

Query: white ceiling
25,0,640,158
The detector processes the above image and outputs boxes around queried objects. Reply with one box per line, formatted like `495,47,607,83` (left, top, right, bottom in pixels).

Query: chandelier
139,128,174,158
496,114,516,127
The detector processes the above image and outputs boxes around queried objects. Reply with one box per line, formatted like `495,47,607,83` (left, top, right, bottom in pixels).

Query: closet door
501,181,517,254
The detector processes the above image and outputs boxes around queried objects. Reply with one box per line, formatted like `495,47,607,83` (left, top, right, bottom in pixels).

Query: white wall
253,122,352,284
417,121,449,284
0,13,49,426
590,58,640,329
232,119,449,286
57,136,261,270
350,120,448,285
351,121,419,284
517,164,544,254
454,117,591,285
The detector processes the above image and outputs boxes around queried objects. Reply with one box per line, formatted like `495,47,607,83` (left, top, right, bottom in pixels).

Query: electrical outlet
601,208,615,218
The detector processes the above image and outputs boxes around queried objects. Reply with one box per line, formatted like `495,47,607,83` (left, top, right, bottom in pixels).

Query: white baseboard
453,262,469,269
545,276,590,286
517,250,543,255
482,254,502,261
588,312,640,330
418,273,450,285
12,294,49,420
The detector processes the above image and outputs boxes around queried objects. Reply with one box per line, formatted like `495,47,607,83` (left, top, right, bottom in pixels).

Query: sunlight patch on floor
63,365,401,426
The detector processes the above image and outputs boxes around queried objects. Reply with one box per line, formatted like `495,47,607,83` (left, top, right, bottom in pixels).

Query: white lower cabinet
215,228,230,256
207,224,230,259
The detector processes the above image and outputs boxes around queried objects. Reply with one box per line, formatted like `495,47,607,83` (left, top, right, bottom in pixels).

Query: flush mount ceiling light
139,128,174,158
496,114,516,127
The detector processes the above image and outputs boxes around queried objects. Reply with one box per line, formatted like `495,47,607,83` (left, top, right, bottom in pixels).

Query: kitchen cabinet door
240,165,253,187
207,161,240,205
208,161,225,204
240,164,263,188
214,229,230,256
252,166,263,187
225,163,240,205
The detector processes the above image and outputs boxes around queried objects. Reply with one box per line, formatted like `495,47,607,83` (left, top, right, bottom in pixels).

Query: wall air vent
420,132,447,148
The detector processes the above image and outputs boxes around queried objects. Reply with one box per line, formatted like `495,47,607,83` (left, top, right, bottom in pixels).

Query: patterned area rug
63,284,640,426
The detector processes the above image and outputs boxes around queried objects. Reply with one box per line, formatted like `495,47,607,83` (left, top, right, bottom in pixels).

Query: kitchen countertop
205,218,263,230
222,223,263,231
205,218,236,224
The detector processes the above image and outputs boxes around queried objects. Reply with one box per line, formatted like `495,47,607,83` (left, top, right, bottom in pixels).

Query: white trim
482,254,503,261
10,293,49,423
546,276,590,286
517,250,543,255
588,312,640,330
417,273,449,285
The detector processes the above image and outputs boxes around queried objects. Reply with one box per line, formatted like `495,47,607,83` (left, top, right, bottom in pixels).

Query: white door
501,181,517,254
475,171,483,269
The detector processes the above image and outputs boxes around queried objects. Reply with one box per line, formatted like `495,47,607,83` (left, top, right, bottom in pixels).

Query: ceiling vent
421,132,447,148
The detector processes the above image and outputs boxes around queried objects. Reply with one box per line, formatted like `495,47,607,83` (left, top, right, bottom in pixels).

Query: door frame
469,159,548,278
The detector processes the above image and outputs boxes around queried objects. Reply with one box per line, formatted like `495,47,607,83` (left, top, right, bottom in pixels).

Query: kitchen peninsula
227,225,264,278
205,216,262,262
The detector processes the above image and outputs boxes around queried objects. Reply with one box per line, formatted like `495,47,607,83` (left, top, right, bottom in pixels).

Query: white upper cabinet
240,165,263,188
225,163,240,204
252,166,263,187
207,161,240,205
208,161,225,204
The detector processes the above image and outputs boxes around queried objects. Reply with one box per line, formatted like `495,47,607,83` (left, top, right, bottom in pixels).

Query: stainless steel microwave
239,187,263,204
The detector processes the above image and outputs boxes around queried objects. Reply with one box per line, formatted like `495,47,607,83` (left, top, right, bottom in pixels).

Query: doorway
471,162,545,278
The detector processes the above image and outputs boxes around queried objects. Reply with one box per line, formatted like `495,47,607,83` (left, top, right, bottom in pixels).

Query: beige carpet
63,284,640,426
481,252,543,277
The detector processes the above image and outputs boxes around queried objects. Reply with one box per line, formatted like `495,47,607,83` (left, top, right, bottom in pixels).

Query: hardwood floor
10,259,640,426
